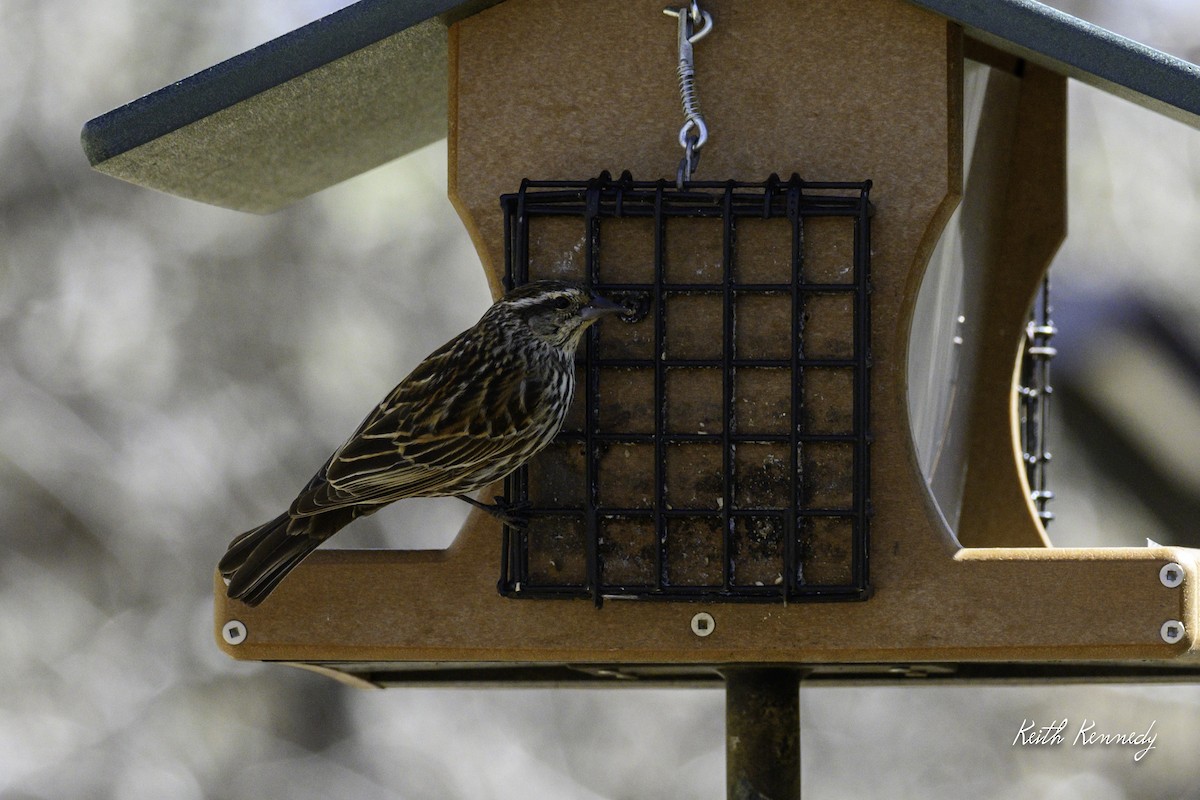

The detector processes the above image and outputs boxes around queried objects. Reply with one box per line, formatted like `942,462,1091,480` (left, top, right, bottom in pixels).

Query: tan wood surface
956,62,1064,548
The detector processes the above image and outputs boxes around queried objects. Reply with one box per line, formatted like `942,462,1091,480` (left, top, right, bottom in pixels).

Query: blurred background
4,0,1200,797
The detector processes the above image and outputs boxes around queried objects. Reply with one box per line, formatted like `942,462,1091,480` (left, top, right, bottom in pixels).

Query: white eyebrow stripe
506,291,573,310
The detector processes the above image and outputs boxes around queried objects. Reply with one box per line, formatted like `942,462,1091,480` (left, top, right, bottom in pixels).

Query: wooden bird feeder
85,0,1200,794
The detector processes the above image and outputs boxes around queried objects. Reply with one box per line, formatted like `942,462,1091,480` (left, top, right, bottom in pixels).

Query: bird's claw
457,494,531,528
486,497,531,528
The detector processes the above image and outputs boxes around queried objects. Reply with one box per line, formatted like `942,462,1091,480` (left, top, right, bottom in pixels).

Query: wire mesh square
499,172,872,603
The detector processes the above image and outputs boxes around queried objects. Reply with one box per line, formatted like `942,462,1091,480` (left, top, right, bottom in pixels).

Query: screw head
690,611,715,637
222,620,247,646
1160,619,1186,645
1160,563,1184,588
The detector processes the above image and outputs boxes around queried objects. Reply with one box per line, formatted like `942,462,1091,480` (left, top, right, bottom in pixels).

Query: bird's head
495,281,626,350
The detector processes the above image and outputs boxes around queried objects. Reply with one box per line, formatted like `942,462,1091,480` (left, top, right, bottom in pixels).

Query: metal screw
691,611,715,637
222,620,247,646
1160,562,1184,588
1160,620,1185,645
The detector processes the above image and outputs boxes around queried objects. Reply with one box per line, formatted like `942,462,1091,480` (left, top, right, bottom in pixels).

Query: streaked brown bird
219,281,624,606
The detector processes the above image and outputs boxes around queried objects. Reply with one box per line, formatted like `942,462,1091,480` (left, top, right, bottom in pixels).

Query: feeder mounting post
723,667,805,800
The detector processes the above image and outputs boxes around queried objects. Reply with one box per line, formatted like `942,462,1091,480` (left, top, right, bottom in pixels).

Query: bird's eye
551,297,571,310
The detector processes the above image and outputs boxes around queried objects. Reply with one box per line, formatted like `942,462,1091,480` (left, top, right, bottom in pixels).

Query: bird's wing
288,333,546,516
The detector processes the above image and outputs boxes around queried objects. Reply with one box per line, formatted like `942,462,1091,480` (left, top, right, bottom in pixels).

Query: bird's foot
457,495,531,528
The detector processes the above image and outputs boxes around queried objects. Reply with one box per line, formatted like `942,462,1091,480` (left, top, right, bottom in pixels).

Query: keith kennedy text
1013,719,1157,762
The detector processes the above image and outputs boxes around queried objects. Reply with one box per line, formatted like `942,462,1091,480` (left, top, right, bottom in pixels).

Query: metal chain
664,2,713,188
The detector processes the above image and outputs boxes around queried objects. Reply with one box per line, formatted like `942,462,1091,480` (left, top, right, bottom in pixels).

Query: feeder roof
81,0,1200,213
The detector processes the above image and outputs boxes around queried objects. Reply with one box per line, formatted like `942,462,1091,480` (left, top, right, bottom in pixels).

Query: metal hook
663,4,714,50
689,5,714,43
663,2,712,186
676,132,702,190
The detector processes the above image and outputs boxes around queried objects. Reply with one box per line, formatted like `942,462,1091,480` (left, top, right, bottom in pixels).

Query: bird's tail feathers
219,512,324,607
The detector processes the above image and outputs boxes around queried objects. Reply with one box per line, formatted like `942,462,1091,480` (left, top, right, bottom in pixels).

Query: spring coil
677,58,707,149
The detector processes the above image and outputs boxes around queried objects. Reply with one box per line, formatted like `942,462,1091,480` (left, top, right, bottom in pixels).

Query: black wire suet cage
499,172,873,604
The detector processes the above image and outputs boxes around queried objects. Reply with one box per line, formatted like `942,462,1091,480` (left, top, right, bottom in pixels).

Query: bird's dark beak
580,293,627,321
